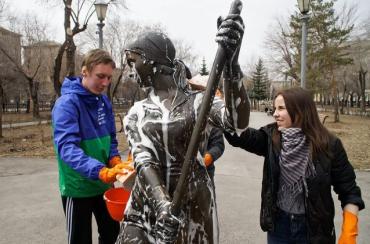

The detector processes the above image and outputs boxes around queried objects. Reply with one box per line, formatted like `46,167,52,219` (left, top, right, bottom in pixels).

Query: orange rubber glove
99,163,133,184
108,155,134,169
114,162,134,172
338,210,358,244
108,156,122,167
204,153,213,167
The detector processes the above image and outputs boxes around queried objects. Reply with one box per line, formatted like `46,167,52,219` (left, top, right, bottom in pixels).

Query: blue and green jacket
52,76,119,197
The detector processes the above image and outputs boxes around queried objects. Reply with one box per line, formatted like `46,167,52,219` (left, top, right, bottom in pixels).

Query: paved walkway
0,112,368,243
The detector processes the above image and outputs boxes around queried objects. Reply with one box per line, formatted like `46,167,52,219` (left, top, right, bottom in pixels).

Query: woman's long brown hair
272,87,331,158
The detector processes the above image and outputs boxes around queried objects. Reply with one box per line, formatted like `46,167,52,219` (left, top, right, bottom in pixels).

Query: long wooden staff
172,0,243,214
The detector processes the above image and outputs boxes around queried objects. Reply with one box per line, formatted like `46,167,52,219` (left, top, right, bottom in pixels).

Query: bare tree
0,1,12,136
336,67,356,114
172,38,199,74
0,55,11,137
350,19,370,115
358,65,367,113
0,41,41,116
47,0,126,96
362,16,370,39
265,1,357,122
119,76,141,105
105,18,149,101
8,14,54,118
0,80,2,137
0,0,8,22
264,18,299,84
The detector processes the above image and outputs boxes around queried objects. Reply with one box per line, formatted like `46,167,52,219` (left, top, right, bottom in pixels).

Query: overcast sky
8,0,370,68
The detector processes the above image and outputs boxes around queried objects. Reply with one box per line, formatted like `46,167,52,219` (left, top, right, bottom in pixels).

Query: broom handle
171,0,243,214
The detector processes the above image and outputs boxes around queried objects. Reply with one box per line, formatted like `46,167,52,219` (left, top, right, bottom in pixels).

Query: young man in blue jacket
52,49,133,244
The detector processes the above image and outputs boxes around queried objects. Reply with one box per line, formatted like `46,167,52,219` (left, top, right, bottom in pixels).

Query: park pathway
0,112,369,243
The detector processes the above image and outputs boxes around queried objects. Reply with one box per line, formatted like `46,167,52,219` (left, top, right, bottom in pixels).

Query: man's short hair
81,49,116,72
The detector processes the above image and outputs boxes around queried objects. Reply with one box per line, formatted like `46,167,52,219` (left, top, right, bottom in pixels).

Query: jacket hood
61,76,92,96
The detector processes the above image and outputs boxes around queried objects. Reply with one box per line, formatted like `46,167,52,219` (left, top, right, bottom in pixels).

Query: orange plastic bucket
103,188,131,222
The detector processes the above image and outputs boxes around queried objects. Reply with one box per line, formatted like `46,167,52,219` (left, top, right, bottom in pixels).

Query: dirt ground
322,113,370,170
0,112,129,158
1,111,369,169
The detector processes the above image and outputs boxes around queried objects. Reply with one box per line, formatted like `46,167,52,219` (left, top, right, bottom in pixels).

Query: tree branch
83,4,95,26
0,43,32,82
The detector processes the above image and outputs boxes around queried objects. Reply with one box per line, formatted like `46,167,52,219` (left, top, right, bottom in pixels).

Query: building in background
0,26,27,104
23,41,60,102
0,26,22,65
23,41,84,102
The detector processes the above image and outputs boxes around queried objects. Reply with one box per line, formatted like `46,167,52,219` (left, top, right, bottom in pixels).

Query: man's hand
155,202,183,244
99,163,134,184
114,162,134,172
108,155,134,169
204,153,214,168
338,210,358,244
108,155,122,167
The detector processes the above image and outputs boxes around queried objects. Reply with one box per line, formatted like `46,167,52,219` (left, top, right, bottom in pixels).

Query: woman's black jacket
224,123,365,244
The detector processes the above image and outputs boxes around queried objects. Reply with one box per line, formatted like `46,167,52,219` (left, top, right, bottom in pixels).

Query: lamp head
297,0,311,14
94,0,108,21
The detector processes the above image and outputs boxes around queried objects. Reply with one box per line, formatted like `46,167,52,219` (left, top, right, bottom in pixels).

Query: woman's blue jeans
267,209,308,244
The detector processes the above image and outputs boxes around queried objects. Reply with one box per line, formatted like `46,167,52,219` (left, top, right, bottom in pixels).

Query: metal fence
2,101,53,113
2,101,132,113
2,102,30,113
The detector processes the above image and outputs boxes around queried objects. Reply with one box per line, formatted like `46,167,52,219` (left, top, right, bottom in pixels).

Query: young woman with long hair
225,87,364,244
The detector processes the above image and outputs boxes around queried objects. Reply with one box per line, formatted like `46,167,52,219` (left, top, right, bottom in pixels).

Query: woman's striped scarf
277,128,316,212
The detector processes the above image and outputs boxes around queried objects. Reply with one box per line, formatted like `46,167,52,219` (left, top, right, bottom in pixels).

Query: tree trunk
346,93,350,115
333,89,339,122
52,0,74,97
359,67,367,115
131,86,141,105
29,78,40,119
32,82,40,119
66,38,76,77
0,83,3,138
331,71,339,122
349,93,353,107
53,42,67,96
26,99,30,113
340,83,347,115
65,0,76,77
108,71,123,102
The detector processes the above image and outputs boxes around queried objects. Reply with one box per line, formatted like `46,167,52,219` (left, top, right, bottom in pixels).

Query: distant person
189,74,225,185
225,87,365,243
202,126,225,185
52,49,133,244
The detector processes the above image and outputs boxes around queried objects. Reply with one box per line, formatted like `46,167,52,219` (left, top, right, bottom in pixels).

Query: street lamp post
297,0,311,88
94,0,108,49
